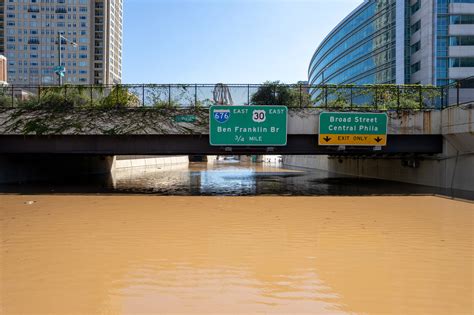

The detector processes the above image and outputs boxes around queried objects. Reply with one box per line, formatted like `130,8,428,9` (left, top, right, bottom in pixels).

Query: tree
251,81,312,107
101,85,141,108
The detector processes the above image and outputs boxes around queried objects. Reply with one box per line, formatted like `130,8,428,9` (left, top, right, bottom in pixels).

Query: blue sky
123,0,362,84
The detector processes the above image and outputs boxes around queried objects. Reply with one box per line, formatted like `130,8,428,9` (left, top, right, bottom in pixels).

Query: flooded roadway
1,161,473,314
0,160,469,198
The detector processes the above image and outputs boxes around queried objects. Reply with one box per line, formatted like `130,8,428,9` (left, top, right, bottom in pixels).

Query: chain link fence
0,82,468,110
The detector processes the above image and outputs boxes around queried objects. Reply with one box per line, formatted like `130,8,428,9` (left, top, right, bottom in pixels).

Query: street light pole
58,32,62,86
56,32,77,86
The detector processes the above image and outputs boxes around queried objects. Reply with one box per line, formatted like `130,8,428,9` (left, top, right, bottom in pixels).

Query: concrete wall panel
283,107,474,192
448,46,474,58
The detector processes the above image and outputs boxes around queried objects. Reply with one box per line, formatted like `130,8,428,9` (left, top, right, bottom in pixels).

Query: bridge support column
255,155,264,163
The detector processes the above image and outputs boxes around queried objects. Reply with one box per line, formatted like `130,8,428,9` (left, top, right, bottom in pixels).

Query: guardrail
0,82,469,110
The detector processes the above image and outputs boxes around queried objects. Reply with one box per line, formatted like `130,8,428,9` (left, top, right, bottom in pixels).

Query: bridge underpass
0,104,471,192
0,134,443,156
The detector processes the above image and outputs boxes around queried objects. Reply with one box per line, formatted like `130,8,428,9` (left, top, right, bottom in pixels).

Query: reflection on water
112,161,470,198
2,160,469,198
1,195,473,314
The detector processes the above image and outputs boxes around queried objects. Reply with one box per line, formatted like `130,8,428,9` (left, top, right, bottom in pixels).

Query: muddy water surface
1,195,473,314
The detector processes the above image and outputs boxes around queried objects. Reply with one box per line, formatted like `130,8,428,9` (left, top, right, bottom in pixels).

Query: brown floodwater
1,195,473,314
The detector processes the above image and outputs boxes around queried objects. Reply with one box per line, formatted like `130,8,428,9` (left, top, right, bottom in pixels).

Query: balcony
27,7,40,13
55,7,67,14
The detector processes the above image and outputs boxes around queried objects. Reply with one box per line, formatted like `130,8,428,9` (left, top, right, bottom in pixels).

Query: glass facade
437,0,474,86
308,0,397,86
309,0,474,89
437,0,450,86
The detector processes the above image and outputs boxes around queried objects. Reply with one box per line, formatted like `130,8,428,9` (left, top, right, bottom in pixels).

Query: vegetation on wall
0,83,443,135
0,85,210,135
312,84,441,110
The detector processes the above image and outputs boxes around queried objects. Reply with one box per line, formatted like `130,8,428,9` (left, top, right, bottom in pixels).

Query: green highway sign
54,65,65,77
319,112,388,146
209,105,287,146
174,115,196,123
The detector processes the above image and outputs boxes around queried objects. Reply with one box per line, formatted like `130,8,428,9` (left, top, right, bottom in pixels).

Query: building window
450,36,474,46
411,20,421,34
450,15,474,25
411,0,421,14
411,41,421,54
450,58,474,67
411,61,421,73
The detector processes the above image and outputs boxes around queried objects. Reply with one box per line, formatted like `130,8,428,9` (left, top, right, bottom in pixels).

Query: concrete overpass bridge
0,83,472,192
0,107,448,156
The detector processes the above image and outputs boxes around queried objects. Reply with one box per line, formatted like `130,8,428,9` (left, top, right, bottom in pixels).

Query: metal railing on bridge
443,76,474,108
0,81,472,111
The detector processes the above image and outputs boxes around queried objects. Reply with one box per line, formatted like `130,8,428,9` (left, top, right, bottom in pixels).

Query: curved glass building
309,0,474,87
309,0,397,86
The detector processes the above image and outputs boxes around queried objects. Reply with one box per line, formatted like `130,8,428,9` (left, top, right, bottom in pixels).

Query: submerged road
1,161,473,314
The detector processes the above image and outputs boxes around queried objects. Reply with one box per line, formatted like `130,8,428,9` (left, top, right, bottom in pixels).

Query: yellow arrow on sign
319,134,387,146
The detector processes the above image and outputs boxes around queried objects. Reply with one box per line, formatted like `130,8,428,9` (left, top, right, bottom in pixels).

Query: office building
0,0,122,85
309,0,474,87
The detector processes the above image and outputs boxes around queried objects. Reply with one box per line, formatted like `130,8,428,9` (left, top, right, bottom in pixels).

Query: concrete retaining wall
115,155,189,169
0,155,197,184
283,106,474,192
283,148,474,192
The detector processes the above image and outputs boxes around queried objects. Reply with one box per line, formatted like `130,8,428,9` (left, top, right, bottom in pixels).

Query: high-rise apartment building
309,0,474,87
0,0,122,86
0,54,7,84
